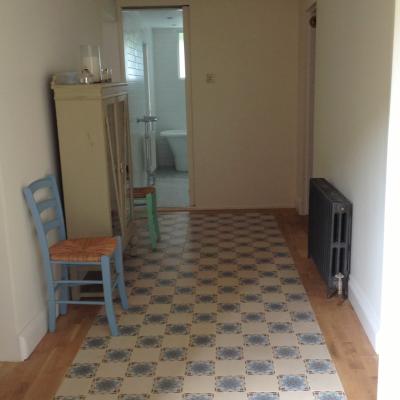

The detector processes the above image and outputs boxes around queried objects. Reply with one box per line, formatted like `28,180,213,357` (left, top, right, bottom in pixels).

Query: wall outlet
206,73,216,84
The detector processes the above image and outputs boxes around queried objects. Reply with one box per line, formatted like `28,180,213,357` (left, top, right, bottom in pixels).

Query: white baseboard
348,278,380,353
18,308,47,360
296,197,308,216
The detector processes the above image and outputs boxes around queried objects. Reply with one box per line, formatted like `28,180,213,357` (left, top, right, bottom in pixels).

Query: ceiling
123,8,183,29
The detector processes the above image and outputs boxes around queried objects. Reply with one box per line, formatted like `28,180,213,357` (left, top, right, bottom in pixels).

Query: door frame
142,42,153,116
298,2,317,215
116,2,196,207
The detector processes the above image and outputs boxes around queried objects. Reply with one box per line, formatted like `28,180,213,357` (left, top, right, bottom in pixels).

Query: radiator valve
335,273,345,296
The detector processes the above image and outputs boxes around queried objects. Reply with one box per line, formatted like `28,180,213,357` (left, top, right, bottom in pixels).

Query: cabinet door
115,95,134,229
125,100,134,225
104,99,123,236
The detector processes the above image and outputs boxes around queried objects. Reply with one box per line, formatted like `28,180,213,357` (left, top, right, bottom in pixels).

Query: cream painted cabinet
52,83,134,246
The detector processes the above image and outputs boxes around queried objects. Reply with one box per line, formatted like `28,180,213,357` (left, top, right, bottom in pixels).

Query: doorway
298,4,317,215
121,8,191,208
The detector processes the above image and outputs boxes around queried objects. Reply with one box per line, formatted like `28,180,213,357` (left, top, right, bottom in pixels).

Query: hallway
0,211,377,400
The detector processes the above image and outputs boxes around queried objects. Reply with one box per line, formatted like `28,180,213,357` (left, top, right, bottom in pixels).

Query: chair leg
152,192,161,241
115,236,129,310
46,261,57,332
146,193,158,251
101,256,119,336
48,288,57,333
60,265,69,315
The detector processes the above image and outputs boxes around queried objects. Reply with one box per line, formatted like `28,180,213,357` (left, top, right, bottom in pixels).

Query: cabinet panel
53,83,133,299
115,96,134,227
53,82,132,242
105,100,123,236
54,99,112,238
104,93,134,240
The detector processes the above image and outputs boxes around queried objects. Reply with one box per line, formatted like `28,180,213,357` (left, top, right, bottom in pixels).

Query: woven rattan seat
131,186,156,198
49,237,117,262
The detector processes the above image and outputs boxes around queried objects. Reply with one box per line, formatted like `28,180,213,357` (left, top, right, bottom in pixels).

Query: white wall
153,28,187,168
0,0,102,361
102,21,123,83
313,0,396,351
119,0,299,209
378,2,400,396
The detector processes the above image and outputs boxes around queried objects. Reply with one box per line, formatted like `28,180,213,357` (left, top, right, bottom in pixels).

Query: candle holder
80,45,102,83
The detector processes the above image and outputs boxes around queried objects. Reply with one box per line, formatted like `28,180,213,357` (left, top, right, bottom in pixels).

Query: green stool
132,187,161,250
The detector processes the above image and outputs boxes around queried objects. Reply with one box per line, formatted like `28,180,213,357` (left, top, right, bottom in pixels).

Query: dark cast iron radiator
308,178,352,298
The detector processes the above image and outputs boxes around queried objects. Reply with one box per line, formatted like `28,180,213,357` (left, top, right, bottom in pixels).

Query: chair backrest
23,175,66,262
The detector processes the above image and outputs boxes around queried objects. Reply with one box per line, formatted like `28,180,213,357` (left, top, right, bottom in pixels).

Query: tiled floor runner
55,212,346,400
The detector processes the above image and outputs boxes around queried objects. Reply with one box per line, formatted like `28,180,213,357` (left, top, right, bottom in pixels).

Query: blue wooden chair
23,175,128,336
131,186,160,251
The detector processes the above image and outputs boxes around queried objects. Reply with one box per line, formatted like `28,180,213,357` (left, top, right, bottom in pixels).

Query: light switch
206,73,216,84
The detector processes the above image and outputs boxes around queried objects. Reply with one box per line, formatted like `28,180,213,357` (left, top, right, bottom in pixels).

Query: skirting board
348,278,380,353
296,196,308,216
18,308,47,361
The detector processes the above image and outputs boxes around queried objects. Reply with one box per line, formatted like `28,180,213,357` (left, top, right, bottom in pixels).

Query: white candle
80,45,102,82
82,55,101,82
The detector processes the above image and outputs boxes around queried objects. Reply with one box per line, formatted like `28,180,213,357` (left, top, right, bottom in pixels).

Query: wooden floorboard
0,306,99,400
274,209,378,400
0,209,378,400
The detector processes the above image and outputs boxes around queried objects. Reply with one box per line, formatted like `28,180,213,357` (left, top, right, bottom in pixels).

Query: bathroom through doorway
121,7,193,208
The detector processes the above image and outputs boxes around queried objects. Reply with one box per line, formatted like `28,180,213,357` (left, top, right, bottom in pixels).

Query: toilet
160,130,187,172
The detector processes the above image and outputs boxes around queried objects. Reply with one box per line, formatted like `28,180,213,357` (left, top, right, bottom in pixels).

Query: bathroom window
178,32,186,79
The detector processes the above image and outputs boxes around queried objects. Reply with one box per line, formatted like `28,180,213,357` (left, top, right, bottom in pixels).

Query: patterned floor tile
305,359,336,374
243,334,270,346
152,376,184,393
89,377,123,394
241,313,266,323
54,213,346,399
185,360,215,376
193,313,217,323
296,333,325,345
135,336,163,348
278,374,310,391
215,375,246,392
103,349,132,363
118,394,150,400
216,323,242,334
189,334,216,347
216,346,244,360
272,346,301,359
126,362,157,377
312,391,346,400
182,394,214,400
165,324,191,335
66,363,99,378
245,360,275,375
81,337,110,350
160,347,188,361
